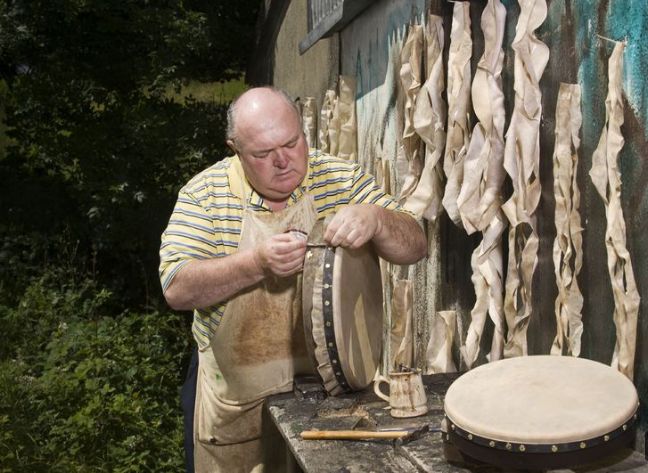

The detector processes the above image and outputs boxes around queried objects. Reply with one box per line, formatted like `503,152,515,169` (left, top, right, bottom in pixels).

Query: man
159,86,427,472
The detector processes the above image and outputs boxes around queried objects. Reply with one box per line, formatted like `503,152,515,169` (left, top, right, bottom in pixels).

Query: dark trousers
180,348,198,473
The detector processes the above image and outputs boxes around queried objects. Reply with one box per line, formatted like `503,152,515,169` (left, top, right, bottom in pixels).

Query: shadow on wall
247,0,291,86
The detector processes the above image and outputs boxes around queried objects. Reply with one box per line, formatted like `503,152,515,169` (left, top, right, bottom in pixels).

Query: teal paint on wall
352,4,425,99
607,0,648,140
573,1,605,158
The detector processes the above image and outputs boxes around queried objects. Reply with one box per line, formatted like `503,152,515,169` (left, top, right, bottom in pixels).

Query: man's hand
324,204,427,265
324,204,382,249
254,233,307,277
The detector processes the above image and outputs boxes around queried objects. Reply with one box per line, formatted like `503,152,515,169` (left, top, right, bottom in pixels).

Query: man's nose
273,150,288,168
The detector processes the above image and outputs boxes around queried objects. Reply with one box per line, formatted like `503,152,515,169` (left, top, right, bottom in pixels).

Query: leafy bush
0,272,190,472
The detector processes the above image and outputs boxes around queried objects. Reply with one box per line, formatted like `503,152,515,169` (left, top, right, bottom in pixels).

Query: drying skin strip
441,1,472,228
328,89,341,157
456,0,507,368
589,41,640,380
501,0,549,358
376,156,397,369
390,279,414,370
301,96,317,150
403,14,447,221
319,89,337,154
397,24,424,201
457,0,506,235
462,214,507,368
427,310,458,373
337,75,358,162
551,83,584,357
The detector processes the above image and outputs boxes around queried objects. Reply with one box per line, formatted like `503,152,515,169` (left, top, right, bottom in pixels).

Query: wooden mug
374,369,428,418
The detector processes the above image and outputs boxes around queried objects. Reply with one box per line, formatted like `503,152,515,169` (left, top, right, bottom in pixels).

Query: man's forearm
372,208,427,264
163,249,265,310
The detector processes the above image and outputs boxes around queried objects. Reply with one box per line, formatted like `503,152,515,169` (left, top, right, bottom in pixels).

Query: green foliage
0,0,260,307
1,84,231,306
0,0,260,90
0,1,260,470
0,271,189,472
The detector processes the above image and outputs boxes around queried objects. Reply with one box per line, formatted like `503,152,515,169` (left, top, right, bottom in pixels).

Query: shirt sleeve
347,164,411,214
159,189,219,292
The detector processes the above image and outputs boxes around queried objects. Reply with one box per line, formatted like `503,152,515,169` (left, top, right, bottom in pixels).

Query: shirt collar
227,155,310,210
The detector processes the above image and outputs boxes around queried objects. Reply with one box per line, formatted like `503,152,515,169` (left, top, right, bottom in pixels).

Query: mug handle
373,375,390,403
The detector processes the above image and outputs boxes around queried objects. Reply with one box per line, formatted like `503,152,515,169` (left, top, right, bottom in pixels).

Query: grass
166,77,248,105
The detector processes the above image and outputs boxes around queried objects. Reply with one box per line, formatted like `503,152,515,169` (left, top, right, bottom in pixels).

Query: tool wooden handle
300,430,410,440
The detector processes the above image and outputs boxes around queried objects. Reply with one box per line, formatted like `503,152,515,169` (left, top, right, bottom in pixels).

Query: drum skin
302,219,383,395
443,356,639,469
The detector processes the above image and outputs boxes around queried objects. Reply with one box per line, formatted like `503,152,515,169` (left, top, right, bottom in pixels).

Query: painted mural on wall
338,0,647,434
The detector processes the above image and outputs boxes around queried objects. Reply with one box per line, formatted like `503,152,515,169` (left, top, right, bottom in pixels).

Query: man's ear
226,139,237,154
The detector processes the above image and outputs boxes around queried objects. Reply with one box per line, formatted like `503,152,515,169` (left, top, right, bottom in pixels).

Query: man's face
231,101,308,207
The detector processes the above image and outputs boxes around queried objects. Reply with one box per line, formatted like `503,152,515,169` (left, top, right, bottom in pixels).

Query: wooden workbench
265,373,647,473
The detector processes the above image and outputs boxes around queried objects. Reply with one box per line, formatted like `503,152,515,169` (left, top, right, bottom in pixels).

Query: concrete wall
272,1,340,107
263,0,648,443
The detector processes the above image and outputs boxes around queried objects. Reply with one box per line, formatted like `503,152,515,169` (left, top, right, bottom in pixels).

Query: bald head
224,86,309,208
226,87,302,144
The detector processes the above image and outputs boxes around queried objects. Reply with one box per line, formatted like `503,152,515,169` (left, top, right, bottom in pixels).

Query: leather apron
194,189,317,473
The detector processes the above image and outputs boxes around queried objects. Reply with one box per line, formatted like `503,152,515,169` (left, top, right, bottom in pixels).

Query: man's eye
253,153,269,159
285,140,298,149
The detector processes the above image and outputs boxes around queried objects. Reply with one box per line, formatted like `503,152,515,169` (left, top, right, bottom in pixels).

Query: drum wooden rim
445,423,636,470
302,221,383,395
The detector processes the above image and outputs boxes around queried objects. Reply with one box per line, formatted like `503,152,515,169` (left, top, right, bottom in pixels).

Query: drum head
444,356,639,469
303,219,383,395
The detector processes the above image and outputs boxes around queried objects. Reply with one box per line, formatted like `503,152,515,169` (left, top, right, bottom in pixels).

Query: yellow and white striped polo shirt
159,150,405,347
